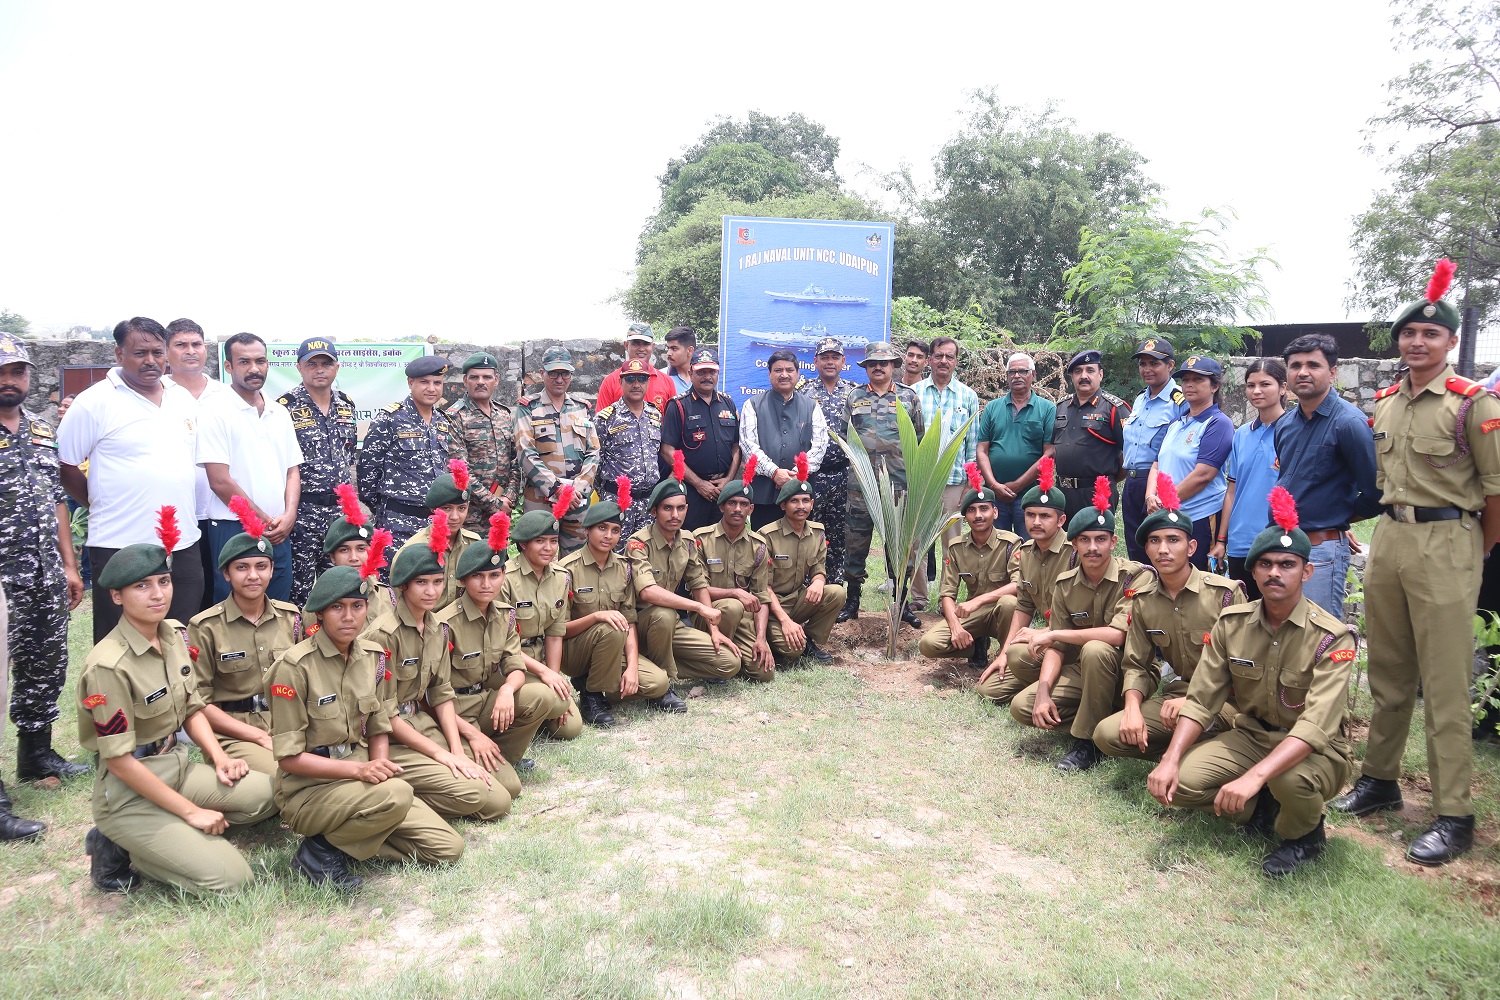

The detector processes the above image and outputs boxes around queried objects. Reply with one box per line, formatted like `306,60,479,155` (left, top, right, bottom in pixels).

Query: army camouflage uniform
445,396,520,532
268,630,463,864
1169,596,1355,839
761,517,846,656
841,383,925,588
499,555,583,740
396,524,480,611
78,620,278,892
626,524,741,682
1094,568,1246,759
0,409,70,739
693,522,775,681
365,602,512,821
596,399,662,549
917,529,1023,659
558,547,673,699
357,397,457,558
514,392,600,555
187,597,306,774
797,375,858,585
278,385,358,605
976,531,1076,703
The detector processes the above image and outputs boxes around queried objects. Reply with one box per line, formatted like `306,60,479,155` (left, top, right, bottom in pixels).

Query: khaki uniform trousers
454,684,561,798
976,640,1042,705
390,711,512,821
1008,639,1124,740
276,748,463,864
641,604,741,681
918,595,1018,659
1169,725,1350,839
562,621,672,700
767,585,845,656
93,747,277,893
215,709,276,775
695,598,774,682
1093,679,1237,760
1362,517,1483,815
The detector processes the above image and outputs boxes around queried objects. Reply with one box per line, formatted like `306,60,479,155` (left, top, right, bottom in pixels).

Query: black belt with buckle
1253,716,1289,734
310,743,353,759
1124,468,1152,479
1059,477,1080,489
217,695,268,714
301,489,339,504
453,682,485,696
1386,504,1466,523
132,737,173,759
384,499,431,517
520,636,543,648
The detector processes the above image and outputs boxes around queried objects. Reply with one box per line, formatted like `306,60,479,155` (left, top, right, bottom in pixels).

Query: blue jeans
996,493,1028,537
205,518,293,604
1302,536,1350,619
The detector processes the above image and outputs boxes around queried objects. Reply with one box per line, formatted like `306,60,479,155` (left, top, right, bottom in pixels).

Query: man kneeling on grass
759,453,845,668
1147,487,1356,878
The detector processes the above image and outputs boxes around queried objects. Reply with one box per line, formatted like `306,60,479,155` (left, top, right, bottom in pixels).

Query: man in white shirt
197,333,305,602
59,317,206,641
165,318,230,612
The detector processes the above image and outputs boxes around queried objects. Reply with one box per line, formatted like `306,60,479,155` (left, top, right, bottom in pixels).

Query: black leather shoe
1262,819,1326,877
900,605,922,629
966,637,991,669
1406,815,1475,867
702,677,728,685
16,725,90,781
1056,738,1103,773
803,640,834,663
0,780,44,842
293,834,363,891
517,758,535,772
1240,792,1281,840
649,688,688,713
568,673,585,694
1329,775,1403,816
86,827,141,893
837,581,861,623
579,691,617,728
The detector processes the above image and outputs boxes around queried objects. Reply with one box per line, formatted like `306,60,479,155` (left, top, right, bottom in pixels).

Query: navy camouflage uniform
278,384,357,605
356,397,457,559
797,373,858,585
596,399,662,550
444,396,520,532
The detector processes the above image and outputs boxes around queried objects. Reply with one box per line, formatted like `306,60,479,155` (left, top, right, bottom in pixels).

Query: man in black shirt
1052,350,1128,520
660,349,741,532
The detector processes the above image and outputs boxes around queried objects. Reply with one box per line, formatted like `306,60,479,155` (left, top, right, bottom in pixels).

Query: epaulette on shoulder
1446,375,1486,398
445,398,468,414
807,520,826,532
431,601,461,624
1054,564,1082,584
188,604,226,626
336,389,355,404
381,401,403,413
568,393,593,406
1305,606,1351,637
597,401,617,419
269,598,302,614
276,392,294,407
1221,601,1258,617
946,534,966,550
1100,391,1126,407
87,631,131,668
515,394,536,408
1374,383,1401,402
1203,573,1239,590
355,637,387,657
1171,388,1185,406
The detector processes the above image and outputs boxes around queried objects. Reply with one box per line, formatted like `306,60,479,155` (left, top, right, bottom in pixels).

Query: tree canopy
0,308,30,337
657,111,841,197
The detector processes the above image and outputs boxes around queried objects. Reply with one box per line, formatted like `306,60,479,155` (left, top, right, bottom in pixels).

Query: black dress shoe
649,689,688,713
1330,775,1403,816
16,725,91,781
1056,738,1103,773
293,834,363,891
702,676,729,685
86,827,141,893
0,780,44,842
1262,818,1327,877
900,605,922,629
1406,815,1475,867
579,691,618,728
803,640,834,663
517,758,536,772
966,637,991,669
837,581,861,623
1240,792,1282,840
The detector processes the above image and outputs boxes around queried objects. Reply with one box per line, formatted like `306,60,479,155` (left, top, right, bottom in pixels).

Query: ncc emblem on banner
736,226,755,245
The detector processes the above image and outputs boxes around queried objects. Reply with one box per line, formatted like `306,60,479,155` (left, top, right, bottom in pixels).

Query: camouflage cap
304,566,370,613
541,347,575,372
814,336,845,356
625,322,654,343
860,341,900,365
462,352,499,373
97,543,170,591
0,333,33,366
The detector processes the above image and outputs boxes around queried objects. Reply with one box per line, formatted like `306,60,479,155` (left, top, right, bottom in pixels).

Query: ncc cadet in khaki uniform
559,480,685,725
499,494,585,740
188,497,305,775
77,511,277,894
1094,472,1245,761
445,352,520,533
977,457,1074,704
367,514,512,823
1008,476,1151,773
694,460,777,680
760,455,846,665
396,462,481,610
1332,260,1500,866
269,557,464,891
918,462,1022,668
436,513,562,798
514,347,600,555
1148,487,1356,877
323,486,399,622
627,457,742,683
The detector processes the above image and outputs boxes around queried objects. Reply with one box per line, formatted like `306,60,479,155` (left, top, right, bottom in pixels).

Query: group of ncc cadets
3,260,1497,895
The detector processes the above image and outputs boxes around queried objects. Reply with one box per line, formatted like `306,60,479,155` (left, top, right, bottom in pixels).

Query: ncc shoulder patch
82,693,107,709
628,539,647,552
1329,648,1357,662
1482,418,1500,434
271,683,297,700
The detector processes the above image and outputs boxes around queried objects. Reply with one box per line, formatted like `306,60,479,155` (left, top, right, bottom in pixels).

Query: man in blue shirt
1120,338,1187,562
1273,335,1382,617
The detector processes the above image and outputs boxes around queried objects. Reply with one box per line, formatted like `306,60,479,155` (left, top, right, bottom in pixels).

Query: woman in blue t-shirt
1145,355,1234,570
1208,358,1287,599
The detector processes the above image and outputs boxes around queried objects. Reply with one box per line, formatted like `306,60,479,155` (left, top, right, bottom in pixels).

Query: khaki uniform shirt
625,523,709,596
760,517,829,601
1012,530,1076,621
267,630,392,791
365,601,456,723
397,525,481,610
1121,568,1245,699
498,555,571,658
188,598,304,728
78,620,204,759
941,529,1023,602
559,547,647,623
1047,557,1147,636
1180,595,1355,756
1372,365,1500,510
692,523,771,602
434,594,525,693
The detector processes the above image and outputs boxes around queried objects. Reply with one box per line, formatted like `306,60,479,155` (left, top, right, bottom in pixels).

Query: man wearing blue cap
357,353,459,556
1051,350,1129,521
1120,338,1187,562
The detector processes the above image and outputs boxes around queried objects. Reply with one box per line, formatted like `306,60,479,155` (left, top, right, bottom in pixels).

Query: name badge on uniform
401,657,419,666
773,553,791,560
317,694,338,706
1373,432,1387,440
1146,629,1166,637
517,601,534,608
576,587,594,594
706,558,723,566
958,571,973,578
462,651,481,659
1069,611,1090,620
145,687,168,704
1229,657,1256,667
555,599,564,608
220,651,247,661
1021,580,1034,589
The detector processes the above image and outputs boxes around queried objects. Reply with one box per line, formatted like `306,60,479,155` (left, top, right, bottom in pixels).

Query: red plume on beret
1155,472,1182,513
448,458,470,492
156,505,180,554
965,461,983,492
430,508,451,566
362,528,392,580
1038,456,1055,494
228,494,266,540
553,484,576,522
1268,485,1300,533
1092,476,1112,513
488,511,510,553
741,454,758,486
1426,258,1457,304
672,450,686,483
794,452,809,482
335,483,365,526
615,475,632,512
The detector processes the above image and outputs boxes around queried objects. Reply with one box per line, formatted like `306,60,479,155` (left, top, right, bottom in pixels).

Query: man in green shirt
977,352,1056,537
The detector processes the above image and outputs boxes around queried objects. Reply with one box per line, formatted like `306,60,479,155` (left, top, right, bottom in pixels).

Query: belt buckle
1390,504,1415,523
398,700,417,718
251,694,269,713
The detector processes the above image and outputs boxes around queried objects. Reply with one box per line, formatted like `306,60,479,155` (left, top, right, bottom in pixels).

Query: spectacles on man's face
866,361,893,369
1007,368,1030,375
622,375,650,385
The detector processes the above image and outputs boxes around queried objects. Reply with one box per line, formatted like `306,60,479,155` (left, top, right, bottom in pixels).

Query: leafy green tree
660,143,806,221
1372,0,1500,149
658,111,841,196
0,308,30,337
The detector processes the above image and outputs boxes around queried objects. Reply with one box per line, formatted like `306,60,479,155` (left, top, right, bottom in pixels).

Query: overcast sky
0,1,1413,343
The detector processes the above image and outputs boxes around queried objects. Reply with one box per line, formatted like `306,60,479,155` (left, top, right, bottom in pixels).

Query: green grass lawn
3,600,1498,1000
